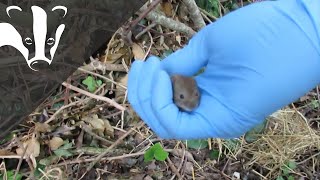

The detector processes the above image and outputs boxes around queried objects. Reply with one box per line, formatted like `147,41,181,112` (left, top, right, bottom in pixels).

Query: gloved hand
128,0,320,140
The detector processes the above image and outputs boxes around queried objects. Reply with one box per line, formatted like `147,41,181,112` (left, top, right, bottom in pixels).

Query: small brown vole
171,75,200,112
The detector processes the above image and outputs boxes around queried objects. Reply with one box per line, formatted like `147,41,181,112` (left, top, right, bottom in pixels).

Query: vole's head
171,75,200,112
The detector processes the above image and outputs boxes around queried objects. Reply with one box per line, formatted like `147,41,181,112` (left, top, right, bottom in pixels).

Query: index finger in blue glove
136,57,172,137
161,27,211,76
128,57,171,138
128,60,153,128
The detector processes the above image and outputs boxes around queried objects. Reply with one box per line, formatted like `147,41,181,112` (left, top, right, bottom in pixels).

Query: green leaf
185,139,208,150
60,140,73,149
244,119,268,143
282,167,289,176
34,164,46,178
276,176,285,180
231,3,239,10
195,0,206,8
52,102,64,109
287,161,297,170
154,148,169,161
53,149,73,157
287,176,295,180
199,0,219,17
82,76,102,92
282,160,297,175
53,140,73,157
311,100,319,109
144,147,155,162
97,80,103,86
209,149,220,160
0,133,13,144
0,170,22,180
139,19,147,26
39,155,60,166
144,142,169,162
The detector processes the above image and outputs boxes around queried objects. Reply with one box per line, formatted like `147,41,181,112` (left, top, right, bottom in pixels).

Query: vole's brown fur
170,75,200,112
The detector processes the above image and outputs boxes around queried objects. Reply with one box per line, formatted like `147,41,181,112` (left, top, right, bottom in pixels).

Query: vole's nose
189,101,200,110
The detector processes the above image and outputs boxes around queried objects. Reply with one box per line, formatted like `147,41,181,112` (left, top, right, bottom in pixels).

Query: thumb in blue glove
128,0,320,140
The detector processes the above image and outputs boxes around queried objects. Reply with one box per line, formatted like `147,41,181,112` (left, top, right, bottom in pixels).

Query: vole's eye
180,94,184,99
195,92,199,97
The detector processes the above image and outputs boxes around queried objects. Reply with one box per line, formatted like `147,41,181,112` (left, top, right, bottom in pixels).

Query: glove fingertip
128,61,144,104
151,70,176,110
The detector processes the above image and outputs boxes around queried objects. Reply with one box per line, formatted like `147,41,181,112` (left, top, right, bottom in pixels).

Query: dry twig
140,3,196,37
86,121,145,171
79,122,114,145
61,82,125,111
182,0,206,30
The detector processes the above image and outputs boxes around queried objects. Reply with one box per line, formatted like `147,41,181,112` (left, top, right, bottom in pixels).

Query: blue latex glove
128,0,320,140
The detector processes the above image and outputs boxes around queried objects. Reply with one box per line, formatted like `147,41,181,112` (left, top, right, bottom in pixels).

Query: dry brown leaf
132,43,145,60
83,114,117,138
103,119,114,138
100,53,124,64
88,115,105,135
161,1,173,17
0,149,15,156
35,122,52,133
83,114,108,136
49,137,64,150
113,40,125,52
16,136,40,158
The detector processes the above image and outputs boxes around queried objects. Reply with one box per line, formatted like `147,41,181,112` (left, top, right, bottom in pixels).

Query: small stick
0,155,26,159
62,82,125,111
14,136,28,180
199,8,218,20
64,77,72,105
79,123,114,145
102,111,123,119
143,31,154,61
126,0,162,31
51,151,146,168
122,0,162,44
76,59,127,74
182,0,206,30
167,156,183,179
201,11,212,23
170,146,186,180
78,65,127,89
140,4,196,37
46,100,83,124
14,155,25,179
86,121,145,171
135,22,157,40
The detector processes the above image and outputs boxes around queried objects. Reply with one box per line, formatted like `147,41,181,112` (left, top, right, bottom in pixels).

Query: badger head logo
0,6,67,71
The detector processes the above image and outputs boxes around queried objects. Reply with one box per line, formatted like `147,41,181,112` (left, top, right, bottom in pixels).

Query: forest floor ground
1,0,320,179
